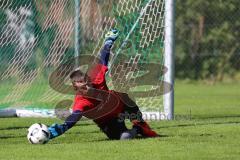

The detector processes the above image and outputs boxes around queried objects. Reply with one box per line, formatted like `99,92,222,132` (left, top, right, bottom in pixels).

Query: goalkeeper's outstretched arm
99,29,119,66
48,110,82,139
48,29,119,140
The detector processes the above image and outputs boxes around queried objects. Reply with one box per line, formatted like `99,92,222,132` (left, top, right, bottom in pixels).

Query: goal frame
163,0,175,120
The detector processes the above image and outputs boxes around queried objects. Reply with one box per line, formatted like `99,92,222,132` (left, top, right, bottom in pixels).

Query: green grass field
0,81,240,160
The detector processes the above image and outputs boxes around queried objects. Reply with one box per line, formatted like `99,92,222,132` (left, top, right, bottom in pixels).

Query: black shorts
97,117,128,140
96,92,143,139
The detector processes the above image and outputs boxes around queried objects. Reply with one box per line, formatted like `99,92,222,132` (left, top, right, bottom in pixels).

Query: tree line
175,0,240,81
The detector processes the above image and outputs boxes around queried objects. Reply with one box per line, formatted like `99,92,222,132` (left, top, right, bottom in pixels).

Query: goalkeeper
48,29,158,140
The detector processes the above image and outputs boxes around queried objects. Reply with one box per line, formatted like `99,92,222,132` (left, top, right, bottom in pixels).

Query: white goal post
164,0,175,120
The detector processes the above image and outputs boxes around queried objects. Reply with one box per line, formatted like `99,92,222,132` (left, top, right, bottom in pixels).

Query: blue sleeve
48,110,82,139
63,110,82,130
99,44,112,66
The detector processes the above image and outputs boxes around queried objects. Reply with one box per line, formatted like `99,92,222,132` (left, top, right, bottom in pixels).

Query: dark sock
132,125,142,135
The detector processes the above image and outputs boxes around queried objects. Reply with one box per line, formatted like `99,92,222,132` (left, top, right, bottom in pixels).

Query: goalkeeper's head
70,69,91,94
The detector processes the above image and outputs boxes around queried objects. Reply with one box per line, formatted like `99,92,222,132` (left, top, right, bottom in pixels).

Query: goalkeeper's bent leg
121,96,159,137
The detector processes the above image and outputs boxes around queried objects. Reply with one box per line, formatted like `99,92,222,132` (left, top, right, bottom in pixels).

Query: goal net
0,0,169,119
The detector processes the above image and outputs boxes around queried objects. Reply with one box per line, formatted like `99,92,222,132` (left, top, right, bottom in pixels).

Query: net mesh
0,0,165,112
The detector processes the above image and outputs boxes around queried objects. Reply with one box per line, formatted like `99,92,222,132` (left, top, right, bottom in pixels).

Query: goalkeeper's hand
104,29,119,46
48,123,67,139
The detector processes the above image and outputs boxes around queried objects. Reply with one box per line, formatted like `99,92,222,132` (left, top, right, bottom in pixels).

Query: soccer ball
27,123,50,144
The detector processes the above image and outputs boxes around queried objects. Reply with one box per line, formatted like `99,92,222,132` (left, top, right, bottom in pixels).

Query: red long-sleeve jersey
72,64,124,124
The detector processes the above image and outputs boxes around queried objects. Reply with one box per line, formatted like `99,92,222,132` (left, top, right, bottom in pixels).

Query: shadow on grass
155,120,240,129
0,135,26,139
174,114,240,121
192,115,240,120
0,126,28,131
68,130,101,135
0,121,95,131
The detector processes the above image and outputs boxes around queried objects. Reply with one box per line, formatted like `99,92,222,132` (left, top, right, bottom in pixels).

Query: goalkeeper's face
71,77,92,94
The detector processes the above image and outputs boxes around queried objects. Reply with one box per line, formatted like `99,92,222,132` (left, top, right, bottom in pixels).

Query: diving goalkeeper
48,29,158,140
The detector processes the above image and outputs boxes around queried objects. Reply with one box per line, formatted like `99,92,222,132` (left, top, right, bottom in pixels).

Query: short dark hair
69,69,85,80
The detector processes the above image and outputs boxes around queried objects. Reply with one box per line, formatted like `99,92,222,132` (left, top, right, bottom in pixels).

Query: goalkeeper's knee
120,128,137,140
